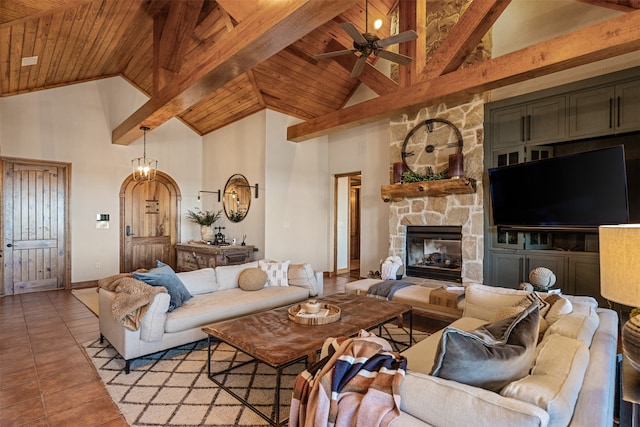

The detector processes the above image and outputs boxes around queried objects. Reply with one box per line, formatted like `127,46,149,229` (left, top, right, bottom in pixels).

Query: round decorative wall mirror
223,174,251,222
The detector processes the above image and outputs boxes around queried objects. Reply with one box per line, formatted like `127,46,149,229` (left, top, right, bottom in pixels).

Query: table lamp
600,224,640,371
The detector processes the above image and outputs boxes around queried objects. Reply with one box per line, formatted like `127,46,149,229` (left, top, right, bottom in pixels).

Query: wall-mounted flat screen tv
488,145,629,230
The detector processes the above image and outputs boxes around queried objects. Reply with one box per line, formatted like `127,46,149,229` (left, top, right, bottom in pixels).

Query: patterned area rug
84,324,429,427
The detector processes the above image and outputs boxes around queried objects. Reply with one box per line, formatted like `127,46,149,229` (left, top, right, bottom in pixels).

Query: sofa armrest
139,292,171,341
98,288,170,343
400,371,549,427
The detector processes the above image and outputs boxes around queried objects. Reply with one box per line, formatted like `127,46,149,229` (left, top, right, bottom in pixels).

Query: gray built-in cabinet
483,66,640,306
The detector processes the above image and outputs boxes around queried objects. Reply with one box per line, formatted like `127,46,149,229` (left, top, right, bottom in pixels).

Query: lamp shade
599,224,640,307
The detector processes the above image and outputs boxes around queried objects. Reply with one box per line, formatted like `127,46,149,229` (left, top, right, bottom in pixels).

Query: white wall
264,110,330,271
202,110,332,273
327,120,390,278
491,0,640,100
0,77,202,282
201,111,266,259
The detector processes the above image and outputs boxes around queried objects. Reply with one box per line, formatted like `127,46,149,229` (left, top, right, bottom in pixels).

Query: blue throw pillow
133,261,192,311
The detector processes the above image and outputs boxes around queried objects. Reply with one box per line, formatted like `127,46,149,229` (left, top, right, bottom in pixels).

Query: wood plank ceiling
1,0,639,145
0,0,394,141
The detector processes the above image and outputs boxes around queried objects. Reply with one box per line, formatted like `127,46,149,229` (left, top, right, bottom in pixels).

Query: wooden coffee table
202,293,412,426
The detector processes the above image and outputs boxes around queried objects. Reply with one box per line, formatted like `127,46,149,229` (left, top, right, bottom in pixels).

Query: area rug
72,287,99,316
84,324,429,427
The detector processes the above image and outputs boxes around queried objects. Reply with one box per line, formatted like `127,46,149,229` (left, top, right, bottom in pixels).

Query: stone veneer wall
388,95,486,284
384,0,492,284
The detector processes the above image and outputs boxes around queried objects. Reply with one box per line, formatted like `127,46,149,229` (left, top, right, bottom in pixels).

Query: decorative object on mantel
131,126,157,182
186,208,222,242
381,177,476,202
599,224,640,372
401,118,463,178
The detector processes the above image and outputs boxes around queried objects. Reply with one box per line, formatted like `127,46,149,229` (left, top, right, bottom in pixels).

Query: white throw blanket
381,256,403,280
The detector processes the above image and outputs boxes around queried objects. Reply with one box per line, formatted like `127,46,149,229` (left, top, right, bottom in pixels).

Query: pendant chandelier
131,126,157,182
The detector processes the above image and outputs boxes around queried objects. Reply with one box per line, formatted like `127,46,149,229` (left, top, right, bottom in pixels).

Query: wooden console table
175,242,256,272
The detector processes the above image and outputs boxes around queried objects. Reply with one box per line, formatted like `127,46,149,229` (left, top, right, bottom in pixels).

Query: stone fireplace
384,0,490,285
387,95,486,284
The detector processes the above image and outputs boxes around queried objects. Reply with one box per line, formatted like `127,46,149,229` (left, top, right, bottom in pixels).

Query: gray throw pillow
133,261,192,311
430,298,540,392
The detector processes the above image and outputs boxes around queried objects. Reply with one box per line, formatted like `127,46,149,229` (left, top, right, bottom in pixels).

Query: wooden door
120,172,181,272
1,159,70,295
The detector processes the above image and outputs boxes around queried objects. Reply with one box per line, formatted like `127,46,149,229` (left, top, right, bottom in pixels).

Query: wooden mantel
380,178,476,202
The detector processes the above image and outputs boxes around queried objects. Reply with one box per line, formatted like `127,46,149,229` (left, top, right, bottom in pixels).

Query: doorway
334,172,361,279
120,171,182,272
1,158,71,295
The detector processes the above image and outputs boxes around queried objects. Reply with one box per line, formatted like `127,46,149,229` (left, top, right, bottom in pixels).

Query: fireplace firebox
405,225,462,282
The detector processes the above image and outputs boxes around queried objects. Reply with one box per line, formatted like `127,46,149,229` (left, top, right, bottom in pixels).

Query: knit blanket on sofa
289,330,407,427
98,273,167,331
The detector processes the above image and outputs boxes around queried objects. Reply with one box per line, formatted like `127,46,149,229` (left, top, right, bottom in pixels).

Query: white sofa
99,261,323,372
393,284,618,427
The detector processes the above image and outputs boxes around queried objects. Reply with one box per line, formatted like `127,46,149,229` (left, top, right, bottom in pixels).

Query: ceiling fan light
373,19,383,30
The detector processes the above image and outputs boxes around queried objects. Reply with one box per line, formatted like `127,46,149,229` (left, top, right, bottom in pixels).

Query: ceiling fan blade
340,21,367,44
375,49,413,65
374,30,418,48
314,49,357,60
350,55,368,78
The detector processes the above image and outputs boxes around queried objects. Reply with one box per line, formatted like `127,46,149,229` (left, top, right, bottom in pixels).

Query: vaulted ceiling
1,0,639,145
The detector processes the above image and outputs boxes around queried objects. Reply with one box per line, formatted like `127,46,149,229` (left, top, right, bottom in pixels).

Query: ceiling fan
314,3,418,78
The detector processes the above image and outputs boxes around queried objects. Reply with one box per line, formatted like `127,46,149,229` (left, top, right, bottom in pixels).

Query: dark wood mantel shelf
380,178,477,202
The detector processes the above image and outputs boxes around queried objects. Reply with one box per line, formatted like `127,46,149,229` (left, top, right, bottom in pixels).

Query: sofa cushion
164,286,310,333
543,309,600,347
431,298,540,392
238,267,268,291
463,284,533,321
501,334,589,427
215,261,259,290
259,260,291,287
399,371,549,427
133,263,192,311
288,263,319,296
176,268,217,295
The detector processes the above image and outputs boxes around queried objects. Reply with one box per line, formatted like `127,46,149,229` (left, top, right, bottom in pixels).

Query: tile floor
0,273,446,427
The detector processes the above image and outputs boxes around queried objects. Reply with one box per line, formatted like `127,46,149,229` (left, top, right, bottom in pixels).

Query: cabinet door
491,105,527,148
526,253,567,292
568,253,603,306
568,86,614,138
616,80,640,133
527,97,566,144
489,251,524,289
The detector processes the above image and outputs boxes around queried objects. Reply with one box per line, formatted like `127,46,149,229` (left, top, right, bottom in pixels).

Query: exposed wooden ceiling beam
421,0,511,80
112,0,359,145
157,0,203,73
287,10,640,142
398,0,426,87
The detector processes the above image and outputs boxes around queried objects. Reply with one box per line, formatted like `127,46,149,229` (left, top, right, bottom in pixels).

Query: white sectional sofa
99,261,322,372
392,284,618,427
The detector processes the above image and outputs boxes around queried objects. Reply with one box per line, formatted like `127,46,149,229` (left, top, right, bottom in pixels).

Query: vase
200,225,214,242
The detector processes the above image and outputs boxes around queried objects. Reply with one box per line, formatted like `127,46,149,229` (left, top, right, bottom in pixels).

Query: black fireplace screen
405,225,462,282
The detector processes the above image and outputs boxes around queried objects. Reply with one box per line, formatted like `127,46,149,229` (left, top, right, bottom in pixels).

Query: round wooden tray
288,303,341,325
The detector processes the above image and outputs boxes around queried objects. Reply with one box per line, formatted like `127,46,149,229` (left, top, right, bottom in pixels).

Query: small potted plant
186,208,222,242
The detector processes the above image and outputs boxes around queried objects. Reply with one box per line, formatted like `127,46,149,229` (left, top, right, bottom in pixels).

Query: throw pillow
238,268,268,291
543,294,573,325
430,298,540,392
493,293,549,336
133,261,192,311
259,260,291,287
